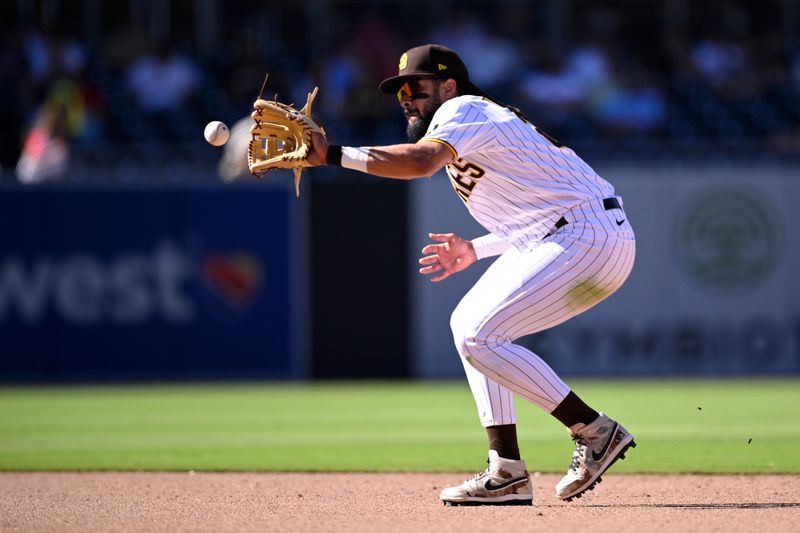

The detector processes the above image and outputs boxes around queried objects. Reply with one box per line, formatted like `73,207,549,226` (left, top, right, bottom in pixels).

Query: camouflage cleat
440,450,533,506
555,413,636,501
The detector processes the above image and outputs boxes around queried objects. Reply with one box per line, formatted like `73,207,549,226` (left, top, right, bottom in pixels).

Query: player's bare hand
418,232,477,282
307,131,329,166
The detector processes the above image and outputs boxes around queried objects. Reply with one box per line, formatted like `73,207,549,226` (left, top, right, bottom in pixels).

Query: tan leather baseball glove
247,87,324,197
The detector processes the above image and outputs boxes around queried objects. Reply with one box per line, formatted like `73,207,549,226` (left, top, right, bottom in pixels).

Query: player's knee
450,314,467,356
450,310,494,361
450,308,474,356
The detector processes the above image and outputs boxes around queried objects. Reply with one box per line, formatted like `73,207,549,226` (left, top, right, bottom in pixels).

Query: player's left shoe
439,450,533,506
555,413,636,501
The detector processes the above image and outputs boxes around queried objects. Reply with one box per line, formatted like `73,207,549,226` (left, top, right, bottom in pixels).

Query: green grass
0,379,797,473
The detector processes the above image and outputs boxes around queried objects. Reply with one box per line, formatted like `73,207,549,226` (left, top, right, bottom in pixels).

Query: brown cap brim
378,73,439,94
378,75,488,98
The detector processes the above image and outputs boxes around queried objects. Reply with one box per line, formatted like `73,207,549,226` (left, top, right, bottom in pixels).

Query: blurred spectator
517,40,616,132
13,28,100,182
3,0,800,179
22,27,87,93
224,31,292,112
42,35,105,151
690,36,747,90
338,13,404,143
429,11,486,76
125,42,199,112
44,76,104,151
588,69,667,135
22,27,51,86
317,40,360,120
429,10,520,97
348,11,401,82
518,45,592,109
103,26,150,72
16,105,70,184
468,29,519,97
688,5,751,96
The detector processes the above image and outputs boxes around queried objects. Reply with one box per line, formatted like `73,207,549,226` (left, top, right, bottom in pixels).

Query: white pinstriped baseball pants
451,198,635,427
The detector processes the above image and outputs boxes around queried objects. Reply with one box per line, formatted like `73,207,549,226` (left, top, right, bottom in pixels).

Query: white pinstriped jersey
421,95,616,251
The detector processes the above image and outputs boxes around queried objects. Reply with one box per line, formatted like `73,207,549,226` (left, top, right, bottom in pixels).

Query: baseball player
308,44,636,506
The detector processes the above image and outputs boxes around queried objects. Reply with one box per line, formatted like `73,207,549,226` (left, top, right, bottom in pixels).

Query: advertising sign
0,185,307,381
409,165,799,376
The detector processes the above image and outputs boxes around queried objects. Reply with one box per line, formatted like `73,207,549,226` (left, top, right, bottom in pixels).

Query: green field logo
674,187,783,293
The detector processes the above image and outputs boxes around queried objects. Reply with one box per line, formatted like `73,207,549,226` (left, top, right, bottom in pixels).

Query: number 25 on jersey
447,159,485,204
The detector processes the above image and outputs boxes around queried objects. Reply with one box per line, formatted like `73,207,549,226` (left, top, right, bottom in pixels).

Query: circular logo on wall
674,187,783,293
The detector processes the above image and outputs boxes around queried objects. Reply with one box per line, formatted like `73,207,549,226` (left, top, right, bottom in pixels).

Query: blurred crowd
1,0,800,184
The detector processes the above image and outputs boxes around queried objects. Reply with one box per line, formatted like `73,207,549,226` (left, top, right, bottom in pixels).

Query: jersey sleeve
471,232,512,260
420,97,495,158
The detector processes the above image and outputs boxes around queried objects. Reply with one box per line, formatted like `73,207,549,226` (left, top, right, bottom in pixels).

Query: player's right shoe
555,413,635,501
439,450,533,506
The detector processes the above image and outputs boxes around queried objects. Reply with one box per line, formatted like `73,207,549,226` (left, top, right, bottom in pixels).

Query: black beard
406,115,432,142
405,95,443,142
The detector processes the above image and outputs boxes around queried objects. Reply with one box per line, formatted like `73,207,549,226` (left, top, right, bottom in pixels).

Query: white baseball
204,121,230,146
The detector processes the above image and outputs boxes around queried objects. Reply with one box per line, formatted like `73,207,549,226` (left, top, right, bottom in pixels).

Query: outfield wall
409,164,800,377
1,163,797,381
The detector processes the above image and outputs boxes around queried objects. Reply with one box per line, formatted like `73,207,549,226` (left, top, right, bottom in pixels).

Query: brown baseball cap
378,44,486,97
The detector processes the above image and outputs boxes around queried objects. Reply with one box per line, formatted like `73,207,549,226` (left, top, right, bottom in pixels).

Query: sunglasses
397,79,434,102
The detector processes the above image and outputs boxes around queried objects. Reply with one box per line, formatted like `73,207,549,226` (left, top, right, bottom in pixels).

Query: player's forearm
326,143,449,179
365,144,444,179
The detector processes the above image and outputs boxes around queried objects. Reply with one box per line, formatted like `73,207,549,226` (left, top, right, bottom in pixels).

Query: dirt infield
1,473,798,532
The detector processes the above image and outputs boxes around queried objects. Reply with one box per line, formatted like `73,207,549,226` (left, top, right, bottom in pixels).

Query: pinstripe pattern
425,96,616,252
452,207,635,424
426,95,636,427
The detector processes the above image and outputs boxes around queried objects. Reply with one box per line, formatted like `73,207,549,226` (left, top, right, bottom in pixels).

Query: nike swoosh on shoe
591,423,619,461
484,477,527,491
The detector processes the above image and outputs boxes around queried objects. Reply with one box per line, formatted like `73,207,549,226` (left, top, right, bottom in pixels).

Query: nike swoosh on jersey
591,423,619,461
616,219,626,226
